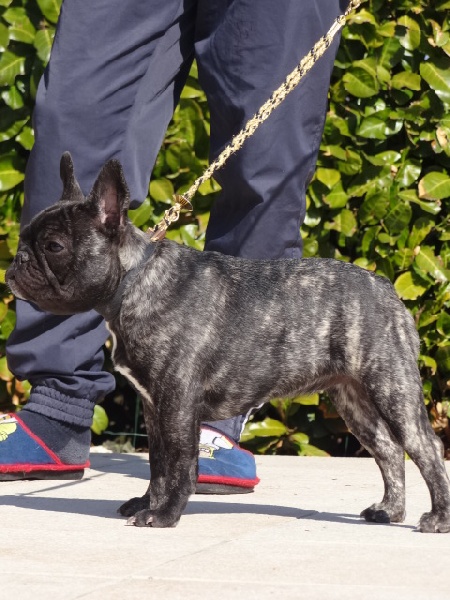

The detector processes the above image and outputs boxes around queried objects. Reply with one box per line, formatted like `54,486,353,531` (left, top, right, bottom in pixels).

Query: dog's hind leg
330,382,406,524
368,375,450,533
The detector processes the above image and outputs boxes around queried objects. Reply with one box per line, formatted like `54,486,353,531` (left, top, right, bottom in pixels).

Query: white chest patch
106,324,153,404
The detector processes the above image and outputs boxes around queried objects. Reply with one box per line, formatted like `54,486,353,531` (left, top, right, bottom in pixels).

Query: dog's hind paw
418,512,450,533
118,493,150,517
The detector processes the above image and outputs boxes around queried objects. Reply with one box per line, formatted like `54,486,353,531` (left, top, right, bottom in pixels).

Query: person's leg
197,0,347,260
194,0,346,482
2,0,250,489
3,0,198,478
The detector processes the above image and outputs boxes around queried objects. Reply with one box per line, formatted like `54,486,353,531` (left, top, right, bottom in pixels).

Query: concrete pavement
1,453,450,600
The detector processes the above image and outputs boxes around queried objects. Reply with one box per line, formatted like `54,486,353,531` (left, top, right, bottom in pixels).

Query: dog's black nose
16,250,30,264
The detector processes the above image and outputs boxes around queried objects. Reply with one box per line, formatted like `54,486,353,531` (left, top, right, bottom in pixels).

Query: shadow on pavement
0,490,415,530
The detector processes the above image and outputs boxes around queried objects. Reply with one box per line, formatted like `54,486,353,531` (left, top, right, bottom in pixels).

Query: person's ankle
18,409,91,464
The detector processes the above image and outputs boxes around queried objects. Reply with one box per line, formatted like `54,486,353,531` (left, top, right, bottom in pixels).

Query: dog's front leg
118,399,154,518
127,398,200,528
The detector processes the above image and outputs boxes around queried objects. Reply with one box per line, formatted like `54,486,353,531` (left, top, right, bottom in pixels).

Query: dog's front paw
127,508,180,528
418,511,450,533
360,502,405,524
118,493,150,517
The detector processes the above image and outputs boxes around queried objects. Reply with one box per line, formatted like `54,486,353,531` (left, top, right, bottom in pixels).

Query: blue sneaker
196,426,259,494
0,413,88,480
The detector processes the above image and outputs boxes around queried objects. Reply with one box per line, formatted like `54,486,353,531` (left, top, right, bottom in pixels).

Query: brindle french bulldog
6,153,450,531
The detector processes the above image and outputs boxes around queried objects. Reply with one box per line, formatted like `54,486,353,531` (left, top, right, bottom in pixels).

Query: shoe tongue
200,428,233,449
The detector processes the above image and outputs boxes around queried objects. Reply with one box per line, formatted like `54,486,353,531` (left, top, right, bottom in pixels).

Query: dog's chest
106,322,152,404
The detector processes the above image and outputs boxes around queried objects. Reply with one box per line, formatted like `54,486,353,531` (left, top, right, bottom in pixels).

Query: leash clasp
148,194,193,242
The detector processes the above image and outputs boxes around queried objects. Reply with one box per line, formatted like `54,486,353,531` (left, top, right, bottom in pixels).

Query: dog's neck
118,223,150,271
96,223,157,322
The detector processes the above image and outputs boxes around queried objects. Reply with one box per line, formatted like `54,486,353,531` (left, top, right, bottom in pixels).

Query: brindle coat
6,154,450,531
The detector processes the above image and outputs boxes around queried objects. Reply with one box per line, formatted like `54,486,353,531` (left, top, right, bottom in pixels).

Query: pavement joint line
4,570,444,589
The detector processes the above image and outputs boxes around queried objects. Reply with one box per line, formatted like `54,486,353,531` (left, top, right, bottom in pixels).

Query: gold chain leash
149,0,361,242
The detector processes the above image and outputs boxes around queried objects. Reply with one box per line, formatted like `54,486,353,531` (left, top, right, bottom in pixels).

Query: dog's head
6,153,130,315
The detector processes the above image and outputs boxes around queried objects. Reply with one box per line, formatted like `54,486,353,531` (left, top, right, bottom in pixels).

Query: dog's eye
45,241,64,253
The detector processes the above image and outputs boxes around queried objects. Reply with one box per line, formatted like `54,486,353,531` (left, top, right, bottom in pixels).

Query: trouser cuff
25,386,96,428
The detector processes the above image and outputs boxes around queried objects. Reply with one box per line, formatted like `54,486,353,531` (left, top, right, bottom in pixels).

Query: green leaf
292,393,320,406
394,271,428,300
180,224,202,250
3,8,36,44
0,308,15,339
297,444,329,457
316,168,341,189
420,354,437,372
378,37,402,69
36,0,62,24
180,84,205,99
396,161,421,188
357,117,387,140
420,62,450,105
359,192,389,224
197,178,220,196
91,405,109,436
414,246,450,283
384,201,412,235
337,149,362,176
149,178,174,203
16,126,34,150
398,190,442,216
437,313,450,337
242,418,288,440
324,181,348,209
0,112,28,142
391,72,421,91
357,117,403,140
0,302,7,321
0,356,13,381
129,198,152,228
366,151,401,167
343,66,379,98
407,217,434,249
324,209,357,236
0,154,25,191
1,86,24,110
34,29,54,64
436,346,450,376
0,51,26,86
418,172,450,200
397,15,421,51
0,22,9,51
290,432,309,445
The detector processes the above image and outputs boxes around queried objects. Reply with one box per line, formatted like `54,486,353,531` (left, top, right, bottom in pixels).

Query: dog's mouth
6,265,31,302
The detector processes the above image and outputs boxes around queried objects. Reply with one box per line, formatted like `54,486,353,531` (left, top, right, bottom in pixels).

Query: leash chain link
149,0,360,242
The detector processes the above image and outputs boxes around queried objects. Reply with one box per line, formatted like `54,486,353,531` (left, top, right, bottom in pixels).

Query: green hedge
0,0,449,456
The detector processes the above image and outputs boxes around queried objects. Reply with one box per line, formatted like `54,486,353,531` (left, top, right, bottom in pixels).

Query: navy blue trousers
6,0,345,440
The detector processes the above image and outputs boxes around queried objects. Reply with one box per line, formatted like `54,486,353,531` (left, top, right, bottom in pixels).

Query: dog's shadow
0,455,416,530
1,486,414,530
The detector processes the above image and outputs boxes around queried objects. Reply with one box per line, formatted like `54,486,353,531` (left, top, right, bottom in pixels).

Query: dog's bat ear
59,152,85,202
87,159,130,236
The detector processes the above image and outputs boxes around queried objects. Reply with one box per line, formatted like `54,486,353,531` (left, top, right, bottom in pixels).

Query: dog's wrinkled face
6,153,130,315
